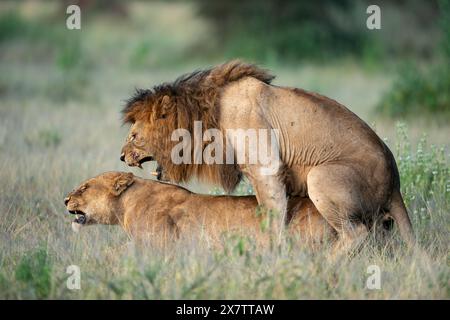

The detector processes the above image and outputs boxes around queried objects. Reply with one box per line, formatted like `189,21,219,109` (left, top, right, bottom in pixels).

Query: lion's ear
111,172,134,196
158,95,174,119
161,95,170,105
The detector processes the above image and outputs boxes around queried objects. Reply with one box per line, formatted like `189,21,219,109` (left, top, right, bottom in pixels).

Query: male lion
64,172,336,246
120,60,414,251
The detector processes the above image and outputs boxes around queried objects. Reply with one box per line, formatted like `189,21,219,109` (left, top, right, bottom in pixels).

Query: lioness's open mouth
69,210,86,225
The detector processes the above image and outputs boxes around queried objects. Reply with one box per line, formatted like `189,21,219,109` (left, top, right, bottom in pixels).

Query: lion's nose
64,197,70,206
120,153,125,162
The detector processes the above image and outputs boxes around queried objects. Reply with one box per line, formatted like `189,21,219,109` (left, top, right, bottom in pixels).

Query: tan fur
65,172,336,247
120,60,415,251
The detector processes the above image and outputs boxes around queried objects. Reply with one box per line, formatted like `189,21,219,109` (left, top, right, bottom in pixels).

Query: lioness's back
175,192,334,244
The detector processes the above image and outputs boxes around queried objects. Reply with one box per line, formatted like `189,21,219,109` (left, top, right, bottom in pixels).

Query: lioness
120,60,414,251
64,172,336,246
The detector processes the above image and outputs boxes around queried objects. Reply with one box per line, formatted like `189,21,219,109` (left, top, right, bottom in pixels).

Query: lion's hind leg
307,164,371,258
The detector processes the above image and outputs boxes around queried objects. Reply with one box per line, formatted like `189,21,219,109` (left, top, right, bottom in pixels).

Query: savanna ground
0,1,448,299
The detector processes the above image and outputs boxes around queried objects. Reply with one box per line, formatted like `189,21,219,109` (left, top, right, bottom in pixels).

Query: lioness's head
64,172,135,231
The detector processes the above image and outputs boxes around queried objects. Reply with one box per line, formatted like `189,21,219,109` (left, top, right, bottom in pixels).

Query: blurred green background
0,0,449,118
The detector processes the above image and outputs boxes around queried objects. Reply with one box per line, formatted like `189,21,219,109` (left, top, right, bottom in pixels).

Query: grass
0,1,448,299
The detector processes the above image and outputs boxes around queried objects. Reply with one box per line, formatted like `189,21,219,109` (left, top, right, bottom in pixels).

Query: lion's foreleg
242,164,288,243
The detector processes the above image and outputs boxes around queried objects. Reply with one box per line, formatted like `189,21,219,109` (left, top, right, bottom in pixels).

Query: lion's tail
388,188,415,247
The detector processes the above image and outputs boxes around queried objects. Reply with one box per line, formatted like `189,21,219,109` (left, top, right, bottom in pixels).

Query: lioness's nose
64,197,70,206
120,153,125,162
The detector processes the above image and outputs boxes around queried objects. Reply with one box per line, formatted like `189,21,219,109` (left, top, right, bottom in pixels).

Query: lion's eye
130,134,136,141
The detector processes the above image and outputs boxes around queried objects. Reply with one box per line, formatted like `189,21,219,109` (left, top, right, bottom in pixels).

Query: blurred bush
0,10,51,44
439,0,450,59
193,0,441,63
0,0,446,107
0,4,91,101
194,0,367,62
376,64,450,118
62,0,128,16
0,11,30,42
377,0,450,118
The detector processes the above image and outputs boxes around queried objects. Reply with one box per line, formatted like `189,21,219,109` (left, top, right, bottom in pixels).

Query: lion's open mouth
138,155,154,166
69,210,86,225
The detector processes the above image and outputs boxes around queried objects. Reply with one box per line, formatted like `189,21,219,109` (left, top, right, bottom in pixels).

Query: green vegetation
396,124,448,205
393,124,449,249
196,0,368,62
377,64,450,118
39,129,61,148
376,0,450,118
15,248,53,299
194,0,442,64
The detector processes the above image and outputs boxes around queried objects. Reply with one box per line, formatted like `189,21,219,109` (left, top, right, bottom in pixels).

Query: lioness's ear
111,172,134,196
158,95,173,119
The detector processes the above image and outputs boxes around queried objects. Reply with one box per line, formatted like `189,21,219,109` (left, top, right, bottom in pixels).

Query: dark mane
124,88,150,111
121,60,275,192
121,60,274,124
